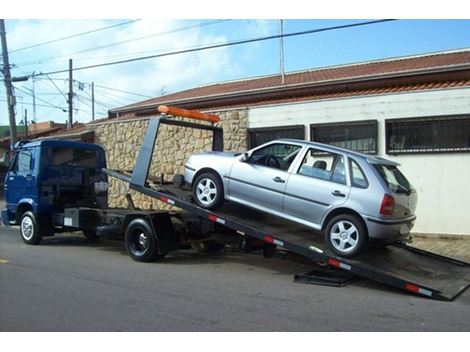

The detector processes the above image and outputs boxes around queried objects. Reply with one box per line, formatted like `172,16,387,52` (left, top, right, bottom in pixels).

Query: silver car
184,139,417,257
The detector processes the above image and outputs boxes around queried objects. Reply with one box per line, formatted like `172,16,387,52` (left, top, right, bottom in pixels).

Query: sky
1,5,470,127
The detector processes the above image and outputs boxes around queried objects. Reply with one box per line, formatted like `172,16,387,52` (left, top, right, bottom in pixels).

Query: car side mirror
240,152,250,162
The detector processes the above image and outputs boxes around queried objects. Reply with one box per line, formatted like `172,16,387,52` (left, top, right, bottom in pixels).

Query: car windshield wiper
394,184,411,195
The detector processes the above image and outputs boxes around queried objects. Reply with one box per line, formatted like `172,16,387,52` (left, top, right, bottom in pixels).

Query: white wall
247,88,470,236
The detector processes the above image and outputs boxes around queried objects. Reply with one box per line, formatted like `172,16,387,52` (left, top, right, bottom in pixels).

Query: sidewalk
411,236,470,263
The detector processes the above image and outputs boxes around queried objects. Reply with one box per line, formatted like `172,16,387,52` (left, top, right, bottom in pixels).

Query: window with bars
386,115,470,154
248,125,305,148
310,120,378,154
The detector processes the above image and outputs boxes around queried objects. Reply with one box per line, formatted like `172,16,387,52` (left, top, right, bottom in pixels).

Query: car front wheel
325,214,367,258
192,172,224,210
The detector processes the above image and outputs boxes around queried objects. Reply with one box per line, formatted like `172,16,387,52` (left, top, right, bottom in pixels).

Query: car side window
15,150,32,172
250,143,301,170
298,148,346,185
350,159,368,188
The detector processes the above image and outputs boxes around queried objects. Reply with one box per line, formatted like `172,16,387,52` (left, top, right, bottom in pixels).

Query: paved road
0,225,469,331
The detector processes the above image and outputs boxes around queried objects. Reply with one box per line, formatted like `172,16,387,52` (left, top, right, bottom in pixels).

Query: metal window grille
248,125,305,149
385,115,470,154
310,120,378,154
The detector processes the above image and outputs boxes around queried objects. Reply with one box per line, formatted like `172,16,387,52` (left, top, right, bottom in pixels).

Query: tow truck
2,105,469,301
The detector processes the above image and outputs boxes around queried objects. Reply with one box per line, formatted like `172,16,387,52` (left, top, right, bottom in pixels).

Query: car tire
125,218,166,262
192,172,224,210
20,211,43,245
324,214,367,258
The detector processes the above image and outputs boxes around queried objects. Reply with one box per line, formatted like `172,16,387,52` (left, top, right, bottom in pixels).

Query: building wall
92,109,247,209
247,87,470,236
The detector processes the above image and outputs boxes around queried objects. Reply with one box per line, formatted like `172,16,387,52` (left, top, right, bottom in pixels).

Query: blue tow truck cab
2,139,108,242
1,138,178,259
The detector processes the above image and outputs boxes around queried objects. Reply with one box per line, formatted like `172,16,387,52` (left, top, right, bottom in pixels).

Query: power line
34,77,153,99
33,19,397,77
15,86,67,111
44,74,68,101
94,83,153,99
10,19,141,53
15,19,230,67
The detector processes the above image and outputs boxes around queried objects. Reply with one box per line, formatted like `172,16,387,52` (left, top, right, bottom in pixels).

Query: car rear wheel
192,172,224,210
20,211,43,245
325,214,367,258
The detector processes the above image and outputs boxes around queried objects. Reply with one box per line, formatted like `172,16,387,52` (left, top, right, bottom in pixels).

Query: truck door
5,148,35,213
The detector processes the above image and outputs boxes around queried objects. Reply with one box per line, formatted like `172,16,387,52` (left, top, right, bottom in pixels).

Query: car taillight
380,194,395,215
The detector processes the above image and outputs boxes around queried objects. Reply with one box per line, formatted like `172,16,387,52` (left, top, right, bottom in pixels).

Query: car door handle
273,177,286,183
332,190,346,197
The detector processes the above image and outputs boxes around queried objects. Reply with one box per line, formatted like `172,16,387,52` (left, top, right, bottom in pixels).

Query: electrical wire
34,77,153,99
32,19,397,77
93,83,153,99
9,19,141,53
15,86,68,111
14,19,231,66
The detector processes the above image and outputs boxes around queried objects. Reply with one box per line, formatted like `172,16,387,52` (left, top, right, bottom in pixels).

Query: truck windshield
52,147,97,168
373,164,412,194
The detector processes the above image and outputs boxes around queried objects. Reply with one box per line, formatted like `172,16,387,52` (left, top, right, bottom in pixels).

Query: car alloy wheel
329,220,359,254
196,177,218,206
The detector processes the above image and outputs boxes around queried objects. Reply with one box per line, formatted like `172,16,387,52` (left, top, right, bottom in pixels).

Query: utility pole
0,19,18,148
24,109,28,138
91,81,95,121
279,19,285,85
32,75,37,122
68,58,73,128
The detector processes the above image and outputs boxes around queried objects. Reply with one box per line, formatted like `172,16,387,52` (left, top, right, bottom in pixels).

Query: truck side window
16,151,32,172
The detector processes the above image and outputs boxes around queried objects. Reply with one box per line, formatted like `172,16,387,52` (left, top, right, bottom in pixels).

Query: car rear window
373,164,412,194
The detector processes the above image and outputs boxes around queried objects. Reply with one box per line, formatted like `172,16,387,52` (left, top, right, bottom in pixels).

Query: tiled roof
111,49,470,114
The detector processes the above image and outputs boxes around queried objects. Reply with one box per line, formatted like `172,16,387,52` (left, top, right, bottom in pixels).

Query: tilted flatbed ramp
105,169,470,301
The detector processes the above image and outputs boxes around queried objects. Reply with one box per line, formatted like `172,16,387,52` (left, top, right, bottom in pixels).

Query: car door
6,148,35,214
228,142,302,212
283,146,351,227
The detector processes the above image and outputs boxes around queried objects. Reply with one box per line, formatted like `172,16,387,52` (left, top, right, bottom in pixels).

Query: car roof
273,138,400,166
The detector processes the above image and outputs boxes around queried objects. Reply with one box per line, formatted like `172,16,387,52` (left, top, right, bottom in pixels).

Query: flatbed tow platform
104,108,469,301
106,169,470,301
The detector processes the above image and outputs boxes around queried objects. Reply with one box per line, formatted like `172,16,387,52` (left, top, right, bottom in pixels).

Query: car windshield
373,164,412,194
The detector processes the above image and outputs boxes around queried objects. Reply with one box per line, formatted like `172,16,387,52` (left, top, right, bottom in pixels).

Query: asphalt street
0,224,469,331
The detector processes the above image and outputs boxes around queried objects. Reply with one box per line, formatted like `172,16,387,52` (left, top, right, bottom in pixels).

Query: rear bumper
365,215,416,242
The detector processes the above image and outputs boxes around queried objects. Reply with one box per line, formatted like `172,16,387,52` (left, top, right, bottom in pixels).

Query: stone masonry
92,109,247,210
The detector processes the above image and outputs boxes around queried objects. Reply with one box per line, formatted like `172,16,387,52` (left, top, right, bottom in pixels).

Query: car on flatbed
184,138,418,257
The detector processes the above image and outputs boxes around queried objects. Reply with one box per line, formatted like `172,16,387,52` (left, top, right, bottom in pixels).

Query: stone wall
92,109,247,209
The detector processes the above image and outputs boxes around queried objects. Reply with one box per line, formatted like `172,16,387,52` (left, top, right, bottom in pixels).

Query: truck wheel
125,218,166,262
324,214,367,258
192,172,224,210
20,211,43,245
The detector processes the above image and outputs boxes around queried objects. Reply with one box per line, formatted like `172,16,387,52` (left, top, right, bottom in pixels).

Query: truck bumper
1,208,11,226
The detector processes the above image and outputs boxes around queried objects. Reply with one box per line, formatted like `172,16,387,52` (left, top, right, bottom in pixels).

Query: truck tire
20,211,43,245
324,214,367,258
125,218,167,262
